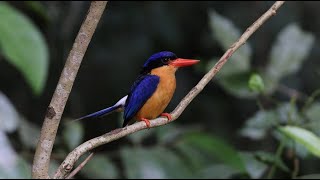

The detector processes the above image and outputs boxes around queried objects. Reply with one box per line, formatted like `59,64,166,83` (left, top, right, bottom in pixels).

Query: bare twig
66,152,94,179
32,1,108,179
301,88,320,113
53,1,285,179
292,157,299,178
267,136,286,179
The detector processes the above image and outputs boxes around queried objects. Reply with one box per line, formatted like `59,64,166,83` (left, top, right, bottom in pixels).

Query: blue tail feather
73,95,128,122
74,105,121,122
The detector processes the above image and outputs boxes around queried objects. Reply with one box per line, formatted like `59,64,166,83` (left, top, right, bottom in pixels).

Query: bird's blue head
141,51,200,74
143,51,177,69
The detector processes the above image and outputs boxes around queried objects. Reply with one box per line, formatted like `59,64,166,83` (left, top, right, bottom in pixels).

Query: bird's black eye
161,58,170,64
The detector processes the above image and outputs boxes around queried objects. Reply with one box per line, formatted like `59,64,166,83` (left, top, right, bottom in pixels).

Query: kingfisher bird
76,51,199,128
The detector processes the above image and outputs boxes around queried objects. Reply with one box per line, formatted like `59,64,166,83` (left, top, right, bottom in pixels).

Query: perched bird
76,51,199,128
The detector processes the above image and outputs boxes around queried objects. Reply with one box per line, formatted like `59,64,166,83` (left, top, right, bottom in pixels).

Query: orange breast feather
135,66,177,120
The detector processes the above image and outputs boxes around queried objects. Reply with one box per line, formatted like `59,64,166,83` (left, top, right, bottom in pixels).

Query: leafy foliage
80,154,119,179
1,2,320,179
254,151,289,172
279,126,320,158
207,11,314,99
240,109,278,140
121,146,193,179
177,132,246,173
239,152,268,179
208,10,252,77
305,102,320,135
0,91,19,133
206,8,318,179
265,23,314,82
0,131,30,178
0,2,49,178
0,2,49,95
63,120,84,150
18,117,40,149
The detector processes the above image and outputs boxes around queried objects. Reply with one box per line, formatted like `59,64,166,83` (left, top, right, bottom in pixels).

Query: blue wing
123,74,160,127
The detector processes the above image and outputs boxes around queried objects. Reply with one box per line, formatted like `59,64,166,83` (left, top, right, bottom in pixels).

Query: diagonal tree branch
32,1,108,179
53,1,285,179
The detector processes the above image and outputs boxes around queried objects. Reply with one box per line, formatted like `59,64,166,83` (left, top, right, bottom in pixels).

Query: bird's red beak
169,58,200,67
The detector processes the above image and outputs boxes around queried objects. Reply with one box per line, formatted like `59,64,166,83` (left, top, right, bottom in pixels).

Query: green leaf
254,151,289,172
154,124,180,144
0,131,18,178
18,117,40,148
305,102,320,135
305,102,320,122
179,132,246,173
121,147,193,179
276,102,301,124
207,57,249,79
240,102,302,140
208,10,252,76
0,91,19,133
261,73,278,95
272,130,309,158
174,140,215,171
240,109,278,140
175,140,244,178
196,164,242,179
155,124,201,145
0,131,30,178
48,160,60,178
218,72,258,98
126,128,150,145
122,147,166,179
15,157,31,179
240,152,268,179
266,23,314,82
0,2,49,95
81,154,119,179
279,126,320,158
248,73,265,93
63,120,84,150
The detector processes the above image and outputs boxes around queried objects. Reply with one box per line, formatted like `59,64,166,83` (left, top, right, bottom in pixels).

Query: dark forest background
0,1,320,179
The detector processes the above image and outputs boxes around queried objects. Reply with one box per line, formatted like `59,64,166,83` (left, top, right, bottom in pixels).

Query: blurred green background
1,1,320,179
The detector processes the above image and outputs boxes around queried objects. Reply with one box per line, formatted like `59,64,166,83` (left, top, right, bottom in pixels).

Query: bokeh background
1,1,320,179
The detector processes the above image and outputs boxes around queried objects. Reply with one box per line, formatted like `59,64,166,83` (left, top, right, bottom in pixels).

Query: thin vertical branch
53,1,285,179
267,138,286,179
66,152,94,179
32,1,108,179
292,157,300,178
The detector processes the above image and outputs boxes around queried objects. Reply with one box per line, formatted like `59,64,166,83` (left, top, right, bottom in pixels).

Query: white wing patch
114,95,128,107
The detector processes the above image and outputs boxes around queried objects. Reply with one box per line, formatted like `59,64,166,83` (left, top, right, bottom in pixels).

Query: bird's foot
160,113,172,121
140,118,151,128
